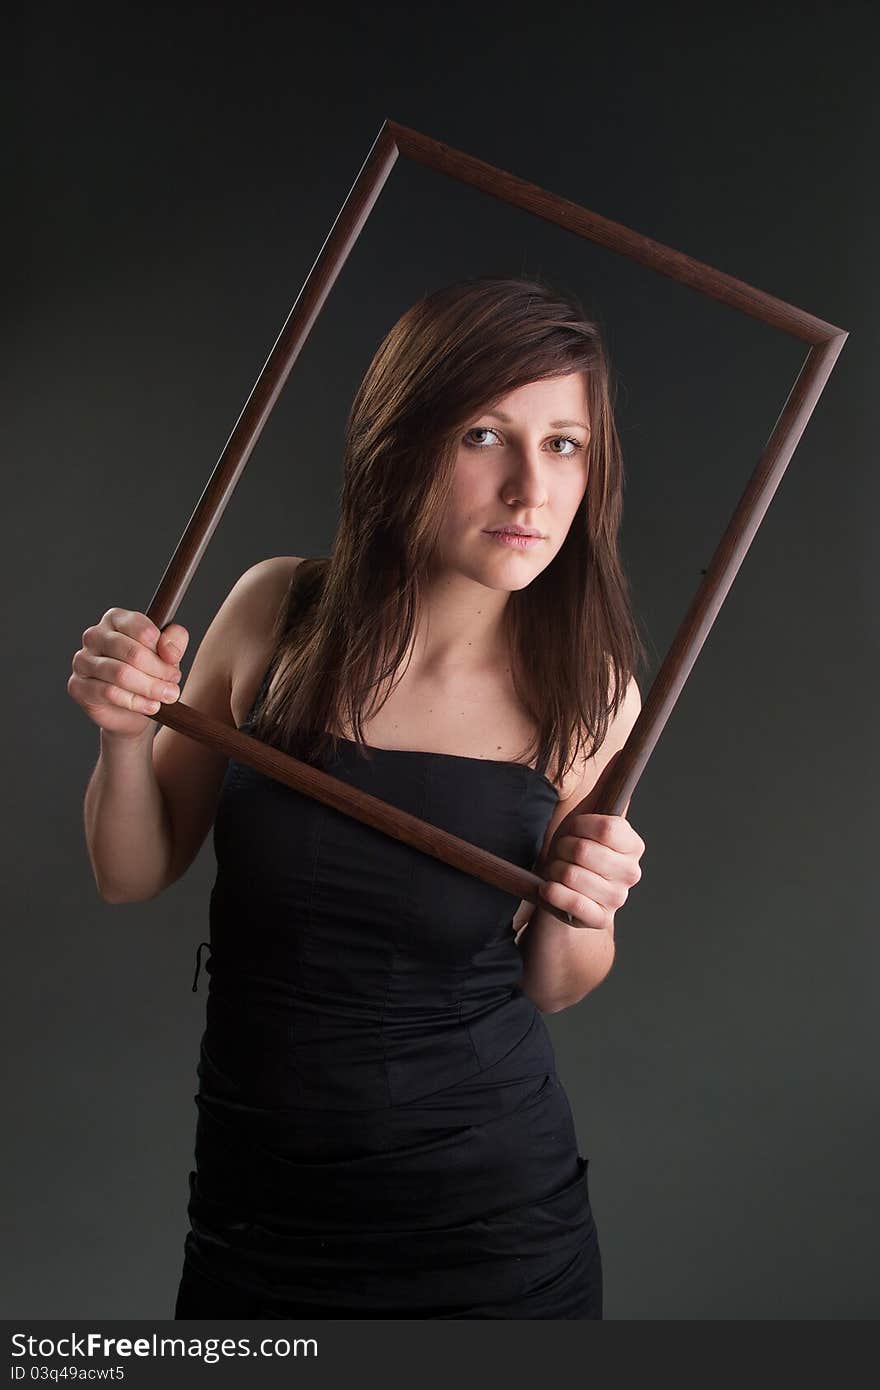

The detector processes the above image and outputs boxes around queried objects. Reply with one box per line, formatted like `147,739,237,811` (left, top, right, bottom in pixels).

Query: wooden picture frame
143,118,848,926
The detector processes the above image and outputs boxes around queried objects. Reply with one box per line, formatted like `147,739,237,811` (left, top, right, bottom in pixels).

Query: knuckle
108,658,128,689
560,862,581,890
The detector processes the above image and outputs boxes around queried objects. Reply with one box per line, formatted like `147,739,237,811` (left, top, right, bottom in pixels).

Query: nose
501,445,548,509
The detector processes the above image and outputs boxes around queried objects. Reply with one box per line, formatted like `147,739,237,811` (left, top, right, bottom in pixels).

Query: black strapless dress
174,665,602,1319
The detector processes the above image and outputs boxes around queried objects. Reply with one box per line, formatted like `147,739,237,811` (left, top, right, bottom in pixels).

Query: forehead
481,372,589,425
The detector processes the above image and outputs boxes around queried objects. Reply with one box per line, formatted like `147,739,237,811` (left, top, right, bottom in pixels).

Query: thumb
158,624,189,662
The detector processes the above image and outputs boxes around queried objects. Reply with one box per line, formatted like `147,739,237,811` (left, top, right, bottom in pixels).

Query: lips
483,529,544,551
485,528,543,538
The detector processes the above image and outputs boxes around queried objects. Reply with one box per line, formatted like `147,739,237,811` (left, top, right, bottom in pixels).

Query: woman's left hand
534,750,647,931
537,810,645,930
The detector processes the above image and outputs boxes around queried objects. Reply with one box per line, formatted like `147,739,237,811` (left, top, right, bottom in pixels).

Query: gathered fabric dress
174,662,602,1319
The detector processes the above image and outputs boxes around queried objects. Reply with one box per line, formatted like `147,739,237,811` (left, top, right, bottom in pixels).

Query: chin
479,566,538,593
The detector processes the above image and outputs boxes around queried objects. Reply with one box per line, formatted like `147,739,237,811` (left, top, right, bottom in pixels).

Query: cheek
446,464,492,518
565,468,589,514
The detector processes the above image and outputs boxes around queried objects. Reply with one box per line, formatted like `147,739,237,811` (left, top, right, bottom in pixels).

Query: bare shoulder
227,556,307,726
149,555,305,894
554,671,642,811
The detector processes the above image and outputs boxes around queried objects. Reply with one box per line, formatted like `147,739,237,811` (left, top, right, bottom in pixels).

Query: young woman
74,274,647,1319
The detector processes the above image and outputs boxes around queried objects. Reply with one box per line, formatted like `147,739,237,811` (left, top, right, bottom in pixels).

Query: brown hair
250,273,648,788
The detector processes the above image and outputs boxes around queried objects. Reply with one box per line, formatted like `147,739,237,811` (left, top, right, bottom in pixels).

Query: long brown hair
250,273,648,787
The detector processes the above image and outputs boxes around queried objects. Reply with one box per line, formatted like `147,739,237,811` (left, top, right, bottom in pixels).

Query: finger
73,647,180,705
564,812,644,855
106,608,164,651
85,625,181,683
553,834,643,888
69,671,166,715
108,611,188,669
537,874,608,930
542,857,631,914
158,624,189,662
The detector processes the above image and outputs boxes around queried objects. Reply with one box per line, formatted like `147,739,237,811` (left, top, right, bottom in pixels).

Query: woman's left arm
517,677,645,1014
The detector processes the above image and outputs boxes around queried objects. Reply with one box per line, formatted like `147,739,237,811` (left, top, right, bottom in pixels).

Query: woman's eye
548,436,582,456
465,427,499,447
465,427,583,457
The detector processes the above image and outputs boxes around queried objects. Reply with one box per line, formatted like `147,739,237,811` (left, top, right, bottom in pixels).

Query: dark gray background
5,0,876,1320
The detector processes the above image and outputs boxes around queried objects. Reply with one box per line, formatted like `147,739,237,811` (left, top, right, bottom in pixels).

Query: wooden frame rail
143,119,848,927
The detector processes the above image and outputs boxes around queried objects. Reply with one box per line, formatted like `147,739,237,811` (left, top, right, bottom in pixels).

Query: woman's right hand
68,608,190,740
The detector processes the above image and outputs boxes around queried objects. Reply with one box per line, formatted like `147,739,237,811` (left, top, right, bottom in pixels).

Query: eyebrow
484,410,590,431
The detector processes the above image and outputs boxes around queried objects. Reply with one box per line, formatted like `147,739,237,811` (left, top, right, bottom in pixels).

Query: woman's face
433,371,591,591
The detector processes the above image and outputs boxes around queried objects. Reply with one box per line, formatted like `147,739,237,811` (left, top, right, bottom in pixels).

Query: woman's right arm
72,603,189,904
83,724,176,904
72,558,297,905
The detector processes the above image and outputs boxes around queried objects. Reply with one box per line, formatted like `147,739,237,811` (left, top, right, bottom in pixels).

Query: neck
405,568,511,681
